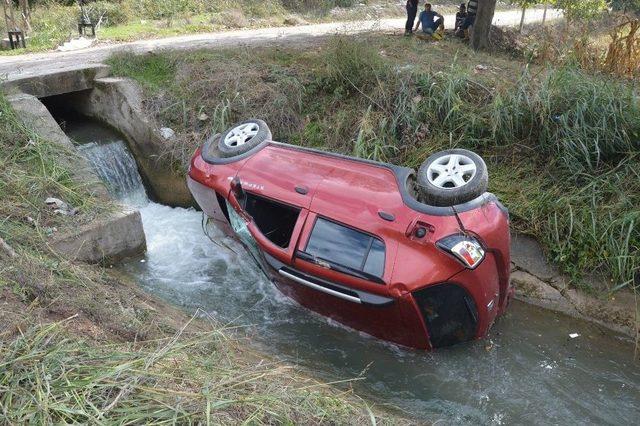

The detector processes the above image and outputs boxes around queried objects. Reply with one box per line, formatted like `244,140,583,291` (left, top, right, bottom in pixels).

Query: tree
511,0,540,32
471,0,498,50
553,0,609,21
19,0,30,32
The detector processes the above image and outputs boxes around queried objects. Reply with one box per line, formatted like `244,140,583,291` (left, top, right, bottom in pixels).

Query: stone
57,37,95,52
52,208,146,263
283,15,307,26
159,127,175,139
0,238,16,259
45,197,69,210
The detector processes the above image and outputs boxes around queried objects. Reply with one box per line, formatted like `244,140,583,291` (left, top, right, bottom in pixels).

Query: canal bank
2,57,638,423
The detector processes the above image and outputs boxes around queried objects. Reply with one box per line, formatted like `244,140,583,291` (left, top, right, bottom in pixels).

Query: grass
0,318,388,424
108,34,640,295
0,93,405,424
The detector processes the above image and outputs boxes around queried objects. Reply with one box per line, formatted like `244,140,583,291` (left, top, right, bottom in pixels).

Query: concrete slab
510,233,559,281
51,208,146,263
2,65,110,98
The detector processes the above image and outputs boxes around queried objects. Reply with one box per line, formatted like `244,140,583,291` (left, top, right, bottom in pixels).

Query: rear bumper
448,252,504,338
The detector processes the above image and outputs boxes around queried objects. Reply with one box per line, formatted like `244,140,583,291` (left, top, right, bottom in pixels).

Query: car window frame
297,216,387,285
242,190,302,249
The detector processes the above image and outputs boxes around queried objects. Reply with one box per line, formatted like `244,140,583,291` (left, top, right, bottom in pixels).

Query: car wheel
217,119,272,158
417,149,488,207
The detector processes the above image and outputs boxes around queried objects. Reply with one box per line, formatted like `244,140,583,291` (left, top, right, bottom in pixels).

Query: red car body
187,140,513,350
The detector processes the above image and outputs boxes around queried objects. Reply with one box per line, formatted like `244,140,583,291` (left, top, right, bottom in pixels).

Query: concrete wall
3,65,110,98
52,208,146,263
71,77,194,207
5,81,147,264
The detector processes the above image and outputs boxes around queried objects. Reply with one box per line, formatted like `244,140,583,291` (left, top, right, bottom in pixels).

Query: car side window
304,217,386,279
244,193,300,248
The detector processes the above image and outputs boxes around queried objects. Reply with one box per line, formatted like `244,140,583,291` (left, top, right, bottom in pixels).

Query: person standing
405,0,419,36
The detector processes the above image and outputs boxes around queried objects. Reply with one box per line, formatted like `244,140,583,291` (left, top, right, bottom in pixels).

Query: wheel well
413,283,479,348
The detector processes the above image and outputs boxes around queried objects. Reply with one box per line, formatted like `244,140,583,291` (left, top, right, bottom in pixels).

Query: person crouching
414,3,444,37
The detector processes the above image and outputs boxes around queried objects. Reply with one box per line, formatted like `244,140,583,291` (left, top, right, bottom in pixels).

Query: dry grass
0,314,400,424
604,18,640,77
495,13,640,79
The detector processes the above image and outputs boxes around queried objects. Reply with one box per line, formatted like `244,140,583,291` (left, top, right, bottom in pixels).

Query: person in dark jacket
455,3,467,33
460,0,478,34
405,0,419,35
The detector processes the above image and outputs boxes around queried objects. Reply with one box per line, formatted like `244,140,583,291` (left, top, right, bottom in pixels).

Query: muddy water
73,120,640,425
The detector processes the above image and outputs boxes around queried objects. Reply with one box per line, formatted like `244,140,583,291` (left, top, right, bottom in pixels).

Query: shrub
280,0,359,15
315,36,390,96
85,1,132,27
212,9,249,28
134,0,192,21
491,67,640,172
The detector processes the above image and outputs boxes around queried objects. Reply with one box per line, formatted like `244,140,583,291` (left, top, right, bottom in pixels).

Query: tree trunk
471,0,498,51
542,2,548,25
519,7,526,32
19,0,31,32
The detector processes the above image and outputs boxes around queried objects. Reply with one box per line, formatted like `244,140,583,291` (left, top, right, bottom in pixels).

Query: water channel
68,118,640,425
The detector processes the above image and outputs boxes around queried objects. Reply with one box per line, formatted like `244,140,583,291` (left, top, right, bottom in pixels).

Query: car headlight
436,234,485,269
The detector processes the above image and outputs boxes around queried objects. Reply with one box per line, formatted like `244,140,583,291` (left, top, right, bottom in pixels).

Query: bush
280,0,359,15
134,0,192,21
212,9,249,28
315,36,390,96
85,1,132,27
492,67,640,172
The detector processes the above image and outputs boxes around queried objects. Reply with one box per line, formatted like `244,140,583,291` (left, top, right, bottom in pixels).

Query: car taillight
436,234,485,269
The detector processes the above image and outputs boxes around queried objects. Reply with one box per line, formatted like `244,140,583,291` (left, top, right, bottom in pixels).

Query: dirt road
1,8,560,81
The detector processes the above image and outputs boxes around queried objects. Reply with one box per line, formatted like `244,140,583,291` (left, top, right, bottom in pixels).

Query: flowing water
72,119,640,425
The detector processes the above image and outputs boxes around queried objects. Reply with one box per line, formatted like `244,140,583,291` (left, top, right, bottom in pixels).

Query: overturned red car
187,119,513,350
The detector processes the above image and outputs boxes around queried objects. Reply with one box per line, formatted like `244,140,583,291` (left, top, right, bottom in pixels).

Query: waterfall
78,140,149,207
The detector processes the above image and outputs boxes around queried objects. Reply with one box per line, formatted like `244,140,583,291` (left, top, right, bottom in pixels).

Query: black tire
217,119,272,158
417,149,488,207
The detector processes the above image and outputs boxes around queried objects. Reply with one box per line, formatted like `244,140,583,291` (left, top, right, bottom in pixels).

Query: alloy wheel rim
223,123,260,148
426,154,477,189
